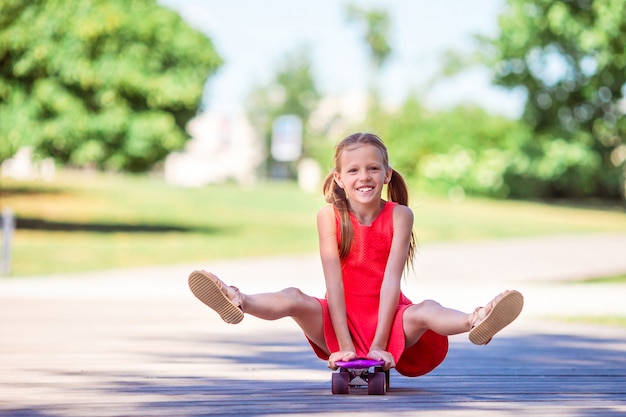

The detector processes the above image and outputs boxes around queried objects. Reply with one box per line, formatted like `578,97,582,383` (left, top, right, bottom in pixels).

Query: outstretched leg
403,290,523,347
188,270,329,354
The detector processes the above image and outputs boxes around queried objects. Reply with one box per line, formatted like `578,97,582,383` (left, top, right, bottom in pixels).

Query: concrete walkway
3,233,625,317
1,233,625,416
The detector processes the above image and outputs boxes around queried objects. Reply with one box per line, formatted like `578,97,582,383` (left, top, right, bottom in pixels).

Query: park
1,1,626,416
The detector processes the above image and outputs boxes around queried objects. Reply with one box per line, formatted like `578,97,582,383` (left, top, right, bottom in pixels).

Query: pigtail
322,170,353,259
386,169,409,206
386,169,416,271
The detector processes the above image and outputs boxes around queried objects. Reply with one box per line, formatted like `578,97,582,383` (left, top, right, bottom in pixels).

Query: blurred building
163,92,369,189
309,91,368,139
164,111,262,187
1,147,55,181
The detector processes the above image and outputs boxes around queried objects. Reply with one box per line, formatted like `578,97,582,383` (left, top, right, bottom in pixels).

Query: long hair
321,132,416,270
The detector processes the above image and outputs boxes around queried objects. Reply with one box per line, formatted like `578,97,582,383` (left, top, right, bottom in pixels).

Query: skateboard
331,359,389,395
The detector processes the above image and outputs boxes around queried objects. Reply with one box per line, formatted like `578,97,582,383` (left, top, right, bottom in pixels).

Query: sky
158,0,525,118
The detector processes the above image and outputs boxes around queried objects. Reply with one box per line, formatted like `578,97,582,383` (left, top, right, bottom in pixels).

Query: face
333,144,391,205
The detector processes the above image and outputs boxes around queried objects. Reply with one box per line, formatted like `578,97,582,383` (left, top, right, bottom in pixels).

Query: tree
367,96,535,199
481,0,626,199
0,0,222,171
345,4,392,98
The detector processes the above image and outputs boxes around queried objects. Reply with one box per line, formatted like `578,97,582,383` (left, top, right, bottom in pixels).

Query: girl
188,132,523,376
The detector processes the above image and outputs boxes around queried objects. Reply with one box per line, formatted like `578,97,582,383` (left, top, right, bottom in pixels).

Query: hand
368,348,396,371
328,350,357,370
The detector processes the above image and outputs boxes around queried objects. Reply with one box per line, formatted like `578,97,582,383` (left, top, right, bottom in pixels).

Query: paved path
5,233,625,317
1,233,625,416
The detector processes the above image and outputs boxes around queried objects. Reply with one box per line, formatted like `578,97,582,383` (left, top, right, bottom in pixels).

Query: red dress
308,201,448,377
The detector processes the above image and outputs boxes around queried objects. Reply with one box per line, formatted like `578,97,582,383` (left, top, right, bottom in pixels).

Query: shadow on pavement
58,331,626,416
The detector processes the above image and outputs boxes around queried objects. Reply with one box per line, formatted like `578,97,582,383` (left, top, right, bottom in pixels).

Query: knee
406,299,441,326
421,299,442,310
279,287,305,299
278,287,309,315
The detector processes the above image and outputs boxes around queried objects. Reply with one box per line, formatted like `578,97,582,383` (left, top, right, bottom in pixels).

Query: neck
350,200,385,226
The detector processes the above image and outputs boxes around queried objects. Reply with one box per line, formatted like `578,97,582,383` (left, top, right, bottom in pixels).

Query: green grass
3,172,324,276
410,193,626,241
551,273,626,328
2,170,626,277
578,273,626,284
552,316,626,328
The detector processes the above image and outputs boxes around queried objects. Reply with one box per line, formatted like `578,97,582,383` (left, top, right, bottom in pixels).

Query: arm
368,204,414,369
317,205,356,367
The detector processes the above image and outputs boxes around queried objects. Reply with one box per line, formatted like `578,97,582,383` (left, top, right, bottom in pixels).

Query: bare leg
404,290,524,347
242,287,328,353
403,300,471,347
188,271,329,354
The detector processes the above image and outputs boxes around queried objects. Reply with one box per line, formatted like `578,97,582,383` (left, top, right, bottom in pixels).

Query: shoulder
317,204,335,219
317,204,338,240
317,204,336,226
391,203,413,225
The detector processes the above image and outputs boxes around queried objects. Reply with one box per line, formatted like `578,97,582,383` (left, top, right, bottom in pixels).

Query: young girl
188,132,523,376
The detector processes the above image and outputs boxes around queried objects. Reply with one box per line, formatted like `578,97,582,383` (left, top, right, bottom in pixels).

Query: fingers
380,358,395,371
328,351,357,370
368,349,395,371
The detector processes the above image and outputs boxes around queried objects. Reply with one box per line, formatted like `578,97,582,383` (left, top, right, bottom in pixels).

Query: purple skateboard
331,359,389,395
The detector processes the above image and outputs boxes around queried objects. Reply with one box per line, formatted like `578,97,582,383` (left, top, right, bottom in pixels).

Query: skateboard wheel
375,366,390,390
332,372,349,395
368,371,386,395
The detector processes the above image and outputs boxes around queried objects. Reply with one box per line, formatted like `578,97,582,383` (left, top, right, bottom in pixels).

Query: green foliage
362,95,609,199
368,99,518,197
0,0,222,171
344,3,392,104
481,0,626,199
345,4,392,70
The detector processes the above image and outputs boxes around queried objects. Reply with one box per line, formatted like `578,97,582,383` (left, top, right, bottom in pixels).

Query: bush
366,96,612,200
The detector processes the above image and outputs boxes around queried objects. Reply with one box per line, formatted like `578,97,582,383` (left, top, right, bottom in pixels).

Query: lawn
2,170,626,277
558,273,626,327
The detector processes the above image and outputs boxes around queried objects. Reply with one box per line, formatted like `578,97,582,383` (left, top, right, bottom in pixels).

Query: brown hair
321,132,416,270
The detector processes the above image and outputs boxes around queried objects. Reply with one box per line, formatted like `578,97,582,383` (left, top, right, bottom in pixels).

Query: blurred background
1,0,625,278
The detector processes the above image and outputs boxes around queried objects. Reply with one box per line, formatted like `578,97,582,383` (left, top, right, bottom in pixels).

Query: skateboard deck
331,359,389,395
335,359,384,369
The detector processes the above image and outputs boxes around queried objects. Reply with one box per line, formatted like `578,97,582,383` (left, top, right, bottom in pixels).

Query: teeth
358,187,373,192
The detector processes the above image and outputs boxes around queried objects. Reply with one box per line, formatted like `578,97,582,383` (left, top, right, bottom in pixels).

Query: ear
384,167,393,184
333,171,344,188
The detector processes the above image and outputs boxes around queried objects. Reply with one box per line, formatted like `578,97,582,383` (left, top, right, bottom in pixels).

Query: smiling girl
188,132,523,376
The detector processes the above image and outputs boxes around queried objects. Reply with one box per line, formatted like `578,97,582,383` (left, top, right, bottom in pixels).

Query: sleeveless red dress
308,201,448,377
